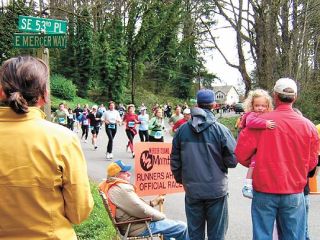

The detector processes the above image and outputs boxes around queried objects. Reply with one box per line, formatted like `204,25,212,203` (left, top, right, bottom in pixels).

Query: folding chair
99,190,163,240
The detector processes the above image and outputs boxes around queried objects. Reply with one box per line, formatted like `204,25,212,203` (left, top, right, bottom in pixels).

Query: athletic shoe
132,152,135,158
242,185,253,199
84,140,87,143
94,145,98,150
106,153,110,159
109,153,113,159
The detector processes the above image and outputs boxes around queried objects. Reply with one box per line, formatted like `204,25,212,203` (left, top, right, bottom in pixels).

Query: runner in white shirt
102,101,122,159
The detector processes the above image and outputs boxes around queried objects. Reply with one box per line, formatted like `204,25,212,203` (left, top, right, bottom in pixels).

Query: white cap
274,78,297,96
183,108,191,114
92,105,98,109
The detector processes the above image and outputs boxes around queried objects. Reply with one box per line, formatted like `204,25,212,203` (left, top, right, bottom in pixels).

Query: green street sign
18,15,67,34
13,33,67,48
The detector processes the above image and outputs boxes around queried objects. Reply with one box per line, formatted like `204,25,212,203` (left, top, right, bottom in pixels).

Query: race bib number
83,119,89,125
58,117,65,124
128,121,135,128
108,123,116,129
154,131,163,139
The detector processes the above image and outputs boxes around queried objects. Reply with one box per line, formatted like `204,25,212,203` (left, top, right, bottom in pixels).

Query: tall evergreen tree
76,8,94,98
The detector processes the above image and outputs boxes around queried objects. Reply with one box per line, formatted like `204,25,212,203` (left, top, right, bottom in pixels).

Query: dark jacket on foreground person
171,107,238,199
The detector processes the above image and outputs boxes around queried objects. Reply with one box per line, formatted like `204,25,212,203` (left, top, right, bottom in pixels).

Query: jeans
252,191,306,240
185,195,228,240
139,219,189,240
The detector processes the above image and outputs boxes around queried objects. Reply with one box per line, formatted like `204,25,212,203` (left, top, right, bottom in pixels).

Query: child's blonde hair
243,89,273,112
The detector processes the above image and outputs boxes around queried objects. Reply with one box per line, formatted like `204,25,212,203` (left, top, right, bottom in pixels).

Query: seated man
99,160,189,240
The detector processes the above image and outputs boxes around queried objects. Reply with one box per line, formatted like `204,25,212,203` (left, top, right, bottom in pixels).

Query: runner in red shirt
123,104,140,158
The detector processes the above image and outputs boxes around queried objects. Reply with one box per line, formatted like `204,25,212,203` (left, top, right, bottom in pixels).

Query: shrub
51,74,77,100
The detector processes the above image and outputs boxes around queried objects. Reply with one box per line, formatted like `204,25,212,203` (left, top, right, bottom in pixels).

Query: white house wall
226,88,239,105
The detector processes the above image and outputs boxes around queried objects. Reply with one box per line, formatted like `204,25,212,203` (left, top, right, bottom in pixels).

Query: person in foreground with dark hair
235,78,319,240
0,56,93,240
171,89,237,240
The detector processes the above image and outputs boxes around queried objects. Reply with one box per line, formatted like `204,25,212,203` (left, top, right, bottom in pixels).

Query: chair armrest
114,217,153,226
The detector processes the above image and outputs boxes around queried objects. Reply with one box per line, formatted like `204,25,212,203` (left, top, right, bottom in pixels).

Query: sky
202,8,253,93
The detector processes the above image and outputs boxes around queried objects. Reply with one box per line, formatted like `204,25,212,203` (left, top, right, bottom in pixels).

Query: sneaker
132,152,135,158
106,153,110,159
84,140,87,143
109,153,113,159
94,145,98,150
242,185,253,199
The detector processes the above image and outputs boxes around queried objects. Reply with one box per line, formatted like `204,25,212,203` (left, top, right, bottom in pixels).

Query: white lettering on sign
53,22,61,32
15,35,21,46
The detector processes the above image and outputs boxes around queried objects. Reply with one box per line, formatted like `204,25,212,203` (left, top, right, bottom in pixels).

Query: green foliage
295,78,320,123
51,74,77,100
74,182,116,240
218,116,238,138
51,95,97,110
75,8,94,98
0,1,34,65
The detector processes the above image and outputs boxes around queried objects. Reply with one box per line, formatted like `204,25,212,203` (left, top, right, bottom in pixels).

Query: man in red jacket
235,78,319,240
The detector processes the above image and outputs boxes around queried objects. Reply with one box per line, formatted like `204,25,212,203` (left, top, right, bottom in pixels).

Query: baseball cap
274,78,297,96
107,160,132,177
197,89,216,104
92,105,98,109
183,108,191,114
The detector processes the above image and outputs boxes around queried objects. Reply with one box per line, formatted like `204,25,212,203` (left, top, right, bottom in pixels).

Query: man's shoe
106,153,110,159
242,185,253,199
109,153,113,159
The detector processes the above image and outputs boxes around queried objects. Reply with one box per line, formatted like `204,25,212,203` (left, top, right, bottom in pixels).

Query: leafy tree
0,1,34,64
75,8,94,98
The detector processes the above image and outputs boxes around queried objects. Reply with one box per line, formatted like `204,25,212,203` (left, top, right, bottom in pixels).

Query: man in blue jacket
170,89,237,240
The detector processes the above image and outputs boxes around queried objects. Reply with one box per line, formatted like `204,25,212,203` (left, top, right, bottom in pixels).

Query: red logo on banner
134,142,184,196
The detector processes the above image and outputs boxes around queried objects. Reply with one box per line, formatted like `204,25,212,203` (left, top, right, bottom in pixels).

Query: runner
79,107,90,142
74,103,83,133
138,106,149,142
149,107,165,142
102,101,122,159
67,108,75,131
87,105,103,150
168,105,183,127
123,104,140,158
53,103,68,127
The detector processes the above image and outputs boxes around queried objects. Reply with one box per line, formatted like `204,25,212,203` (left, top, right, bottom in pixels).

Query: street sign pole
37,47,51,121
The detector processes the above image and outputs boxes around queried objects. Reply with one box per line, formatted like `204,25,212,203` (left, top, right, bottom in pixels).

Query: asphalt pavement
79,116,320,240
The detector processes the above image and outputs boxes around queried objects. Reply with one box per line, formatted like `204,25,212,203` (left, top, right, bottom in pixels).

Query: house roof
212,85,236,95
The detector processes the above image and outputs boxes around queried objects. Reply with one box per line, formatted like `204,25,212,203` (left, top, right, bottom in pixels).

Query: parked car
234,103,244,114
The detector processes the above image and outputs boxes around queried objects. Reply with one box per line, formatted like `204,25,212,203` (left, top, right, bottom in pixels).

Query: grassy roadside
74,182,116,240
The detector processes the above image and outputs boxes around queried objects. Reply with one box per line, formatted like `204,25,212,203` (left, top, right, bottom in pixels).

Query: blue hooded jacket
171,107,237,199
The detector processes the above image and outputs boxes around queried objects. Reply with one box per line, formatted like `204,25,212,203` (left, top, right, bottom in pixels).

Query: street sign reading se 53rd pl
13,33,67,48
18,15,67,34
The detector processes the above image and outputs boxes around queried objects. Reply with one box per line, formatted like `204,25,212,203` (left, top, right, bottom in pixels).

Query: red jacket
235,104,319,194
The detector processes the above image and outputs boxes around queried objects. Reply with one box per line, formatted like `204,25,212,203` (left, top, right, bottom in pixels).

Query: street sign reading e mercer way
13,33,67,48
18,15,67,34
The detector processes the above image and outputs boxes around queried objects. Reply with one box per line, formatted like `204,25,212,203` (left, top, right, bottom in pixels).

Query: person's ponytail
7,92,29,114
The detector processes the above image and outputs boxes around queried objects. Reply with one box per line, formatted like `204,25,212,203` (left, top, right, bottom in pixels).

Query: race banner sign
134,142,184,196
